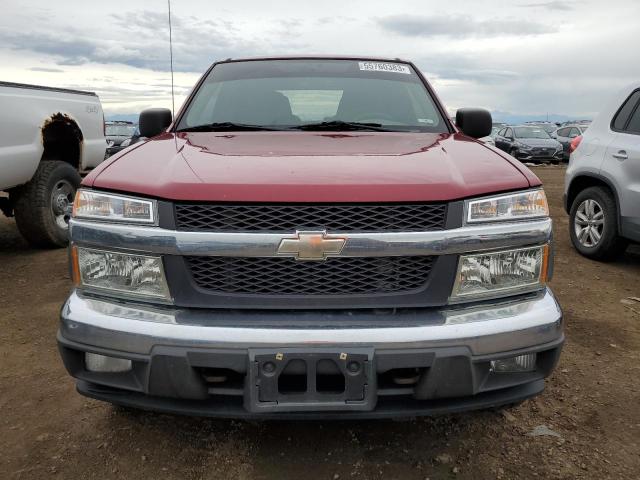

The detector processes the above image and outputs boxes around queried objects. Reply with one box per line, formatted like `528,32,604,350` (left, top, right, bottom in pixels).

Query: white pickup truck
0,81,107,247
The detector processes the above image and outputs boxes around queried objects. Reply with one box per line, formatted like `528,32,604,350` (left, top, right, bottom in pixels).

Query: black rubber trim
76,378,545,419
60,328,563,419
157,201,176,229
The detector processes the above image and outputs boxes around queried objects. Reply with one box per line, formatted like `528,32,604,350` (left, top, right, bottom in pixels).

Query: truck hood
87,131,538,202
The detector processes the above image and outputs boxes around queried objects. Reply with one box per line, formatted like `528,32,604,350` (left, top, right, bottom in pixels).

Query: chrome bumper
60,288,563,356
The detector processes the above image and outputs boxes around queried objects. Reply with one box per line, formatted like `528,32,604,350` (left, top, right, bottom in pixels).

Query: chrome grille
175,203,447,232
186,256,435,296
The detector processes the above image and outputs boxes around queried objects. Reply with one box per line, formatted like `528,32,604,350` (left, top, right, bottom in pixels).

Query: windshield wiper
292,120,390,131
176,122,289,132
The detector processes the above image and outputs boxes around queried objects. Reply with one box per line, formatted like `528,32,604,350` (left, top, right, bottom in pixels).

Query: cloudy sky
1,0,638,119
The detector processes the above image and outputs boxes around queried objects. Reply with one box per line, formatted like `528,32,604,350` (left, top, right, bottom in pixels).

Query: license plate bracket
246,348,376,413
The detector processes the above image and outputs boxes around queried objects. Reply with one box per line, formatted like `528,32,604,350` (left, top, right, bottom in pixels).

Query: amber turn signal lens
70,245,81,286
540,244,550,284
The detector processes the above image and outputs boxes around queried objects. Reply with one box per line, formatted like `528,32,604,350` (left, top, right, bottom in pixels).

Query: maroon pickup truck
59,57,562,418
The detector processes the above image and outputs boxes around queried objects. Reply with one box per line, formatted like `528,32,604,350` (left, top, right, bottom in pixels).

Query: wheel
569,186,628,261
13,160,81,248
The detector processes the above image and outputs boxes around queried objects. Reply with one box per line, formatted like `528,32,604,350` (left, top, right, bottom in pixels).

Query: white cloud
0,0,638,118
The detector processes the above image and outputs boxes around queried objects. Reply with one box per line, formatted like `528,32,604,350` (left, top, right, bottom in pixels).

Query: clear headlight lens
73,246,171,301
466,189,548,223
73,189,156,224
450,245,549,301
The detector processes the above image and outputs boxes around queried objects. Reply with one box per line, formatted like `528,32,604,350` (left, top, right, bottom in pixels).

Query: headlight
73,189,156,224
466,189,548,224
120,138,132,147
72,246,171,301
450,245,549,302
515,142,531,150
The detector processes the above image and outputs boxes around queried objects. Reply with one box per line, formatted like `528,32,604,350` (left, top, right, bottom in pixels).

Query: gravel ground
1,166,639,479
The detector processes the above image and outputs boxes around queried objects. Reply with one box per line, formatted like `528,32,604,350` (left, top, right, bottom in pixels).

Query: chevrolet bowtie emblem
277,230,347,261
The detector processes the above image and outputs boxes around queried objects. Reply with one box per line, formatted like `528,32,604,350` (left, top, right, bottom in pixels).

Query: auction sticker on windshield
358,62,411,74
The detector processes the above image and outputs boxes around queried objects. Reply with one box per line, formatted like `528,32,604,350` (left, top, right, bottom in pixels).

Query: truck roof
217,55,412,64
0,81,97,97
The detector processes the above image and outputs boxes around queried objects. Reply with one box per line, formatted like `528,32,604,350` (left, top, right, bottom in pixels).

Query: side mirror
139,108,172,138
455,108,492,139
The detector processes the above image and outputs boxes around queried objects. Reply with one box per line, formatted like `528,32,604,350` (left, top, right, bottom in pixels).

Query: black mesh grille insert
187,256,435,296
175,204,447,232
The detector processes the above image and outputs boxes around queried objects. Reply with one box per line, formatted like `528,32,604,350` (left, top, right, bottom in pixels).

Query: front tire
569,186,627,261
13,160,80,248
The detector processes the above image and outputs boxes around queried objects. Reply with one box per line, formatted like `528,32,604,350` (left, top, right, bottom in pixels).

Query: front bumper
513,150,563,162
58,288,563,418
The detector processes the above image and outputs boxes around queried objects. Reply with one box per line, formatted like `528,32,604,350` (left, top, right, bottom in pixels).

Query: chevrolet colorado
0,82,107,247
58,57,563,418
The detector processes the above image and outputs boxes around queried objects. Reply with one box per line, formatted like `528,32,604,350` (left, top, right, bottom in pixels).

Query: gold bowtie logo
277,231,347,261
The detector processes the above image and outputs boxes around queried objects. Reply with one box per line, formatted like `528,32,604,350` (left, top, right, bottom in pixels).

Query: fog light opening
85,353,133,373
490,353,537,373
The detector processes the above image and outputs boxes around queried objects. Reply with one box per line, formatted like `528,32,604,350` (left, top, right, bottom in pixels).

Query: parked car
494,125,563,163
58,57,562,418
118,125,146,148
564,83,640,260
479,125,501,145
105,121,137,157
525,122,557,136
552,124,589,160
0,81,107,247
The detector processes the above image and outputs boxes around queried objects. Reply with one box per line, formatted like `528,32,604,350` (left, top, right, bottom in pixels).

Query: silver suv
564,83,640,260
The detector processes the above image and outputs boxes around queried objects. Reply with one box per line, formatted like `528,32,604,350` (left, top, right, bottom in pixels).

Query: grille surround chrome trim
69,218,552,257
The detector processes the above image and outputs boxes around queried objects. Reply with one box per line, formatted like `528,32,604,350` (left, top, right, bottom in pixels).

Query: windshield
106,124,136,136
177,60,448,132
539,124,556,133
514,127,551,139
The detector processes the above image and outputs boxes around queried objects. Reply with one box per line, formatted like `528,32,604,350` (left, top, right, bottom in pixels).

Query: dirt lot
1,166,639,479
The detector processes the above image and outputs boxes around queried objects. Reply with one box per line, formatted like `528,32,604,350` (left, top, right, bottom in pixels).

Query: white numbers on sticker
358,62,411,74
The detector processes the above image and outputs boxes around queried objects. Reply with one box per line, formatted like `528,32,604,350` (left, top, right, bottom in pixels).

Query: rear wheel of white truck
13,160,81,248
